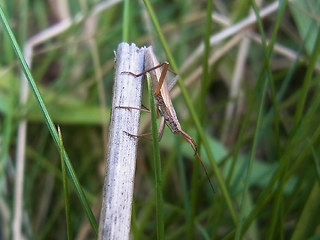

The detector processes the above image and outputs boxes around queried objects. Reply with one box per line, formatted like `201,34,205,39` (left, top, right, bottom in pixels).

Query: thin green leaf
122,0,130,41
147,74,164,239
58,127,72,240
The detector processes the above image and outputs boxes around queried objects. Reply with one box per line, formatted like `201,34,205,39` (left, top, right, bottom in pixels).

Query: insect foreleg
121,62,168,78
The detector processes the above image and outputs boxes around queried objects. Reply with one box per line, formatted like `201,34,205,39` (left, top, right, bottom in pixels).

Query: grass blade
147,73,164,240
122,0,130,41
58,127,72,240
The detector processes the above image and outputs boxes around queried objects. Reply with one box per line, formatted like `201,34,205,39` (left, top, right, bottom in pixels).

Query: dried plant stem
98,42,145,240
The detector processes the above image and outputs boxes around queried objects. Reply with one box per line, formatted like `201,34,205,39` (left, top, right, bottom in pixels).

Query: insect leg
179,130,215,193
123,131,153,141
115,106,150,113
122,62,168,77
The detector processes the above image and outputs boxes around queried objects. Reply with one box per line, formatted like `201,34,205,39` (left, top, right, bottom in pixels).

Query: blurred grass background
1,0,320,239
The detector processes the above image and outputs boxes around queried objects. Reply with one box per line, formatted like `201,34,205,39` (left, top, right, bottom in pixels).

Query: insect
121,46,214,192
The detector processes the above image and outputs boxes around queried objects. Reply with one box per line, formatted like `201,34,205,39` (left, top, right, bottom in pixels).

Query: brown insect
121,46,214,192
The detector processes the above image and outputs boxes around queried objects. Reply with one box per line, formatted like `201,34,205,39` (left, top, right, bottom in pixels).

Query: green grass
147,73,164,240
1,0,320,239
